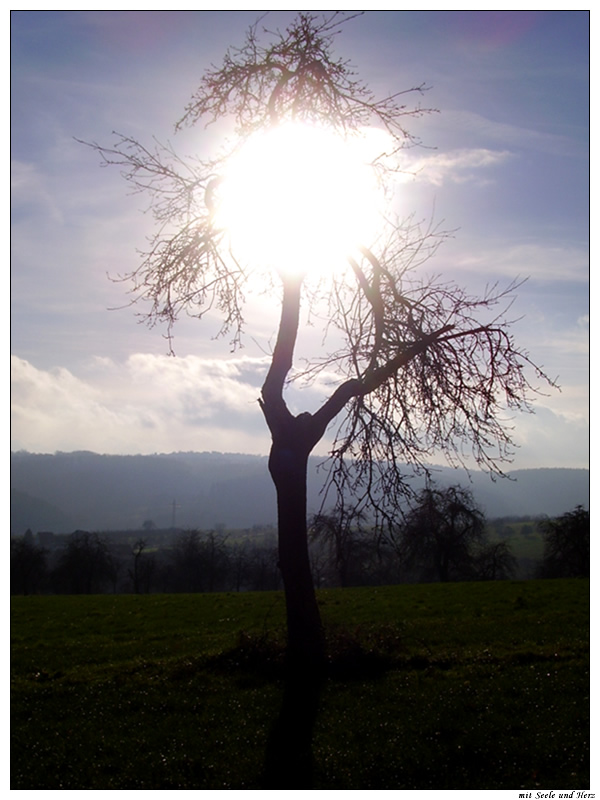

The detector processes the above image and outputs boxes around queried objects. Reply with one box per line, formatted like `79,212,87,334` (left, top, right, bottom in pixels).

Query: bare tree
398,485,487,582
538,505,589,578
128,538,156,594
169,529,206,592
309,508,370,587
474,540,517,581
53,531,114,595
11,532,47,595
83,13,553,674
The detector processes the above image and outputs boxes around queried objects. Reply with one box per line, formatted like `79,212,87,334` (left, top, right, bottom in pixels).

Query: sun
214,123,389,279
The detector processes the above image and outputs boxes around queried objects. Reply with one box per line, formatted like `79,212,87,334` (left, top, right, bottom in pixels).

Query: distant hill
10,450,589,535
10,488,75,535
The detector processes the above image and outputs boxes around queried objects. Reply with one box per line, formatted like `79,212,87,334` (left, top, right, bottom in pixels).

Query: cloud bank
11,354,272,456
11,350,588,470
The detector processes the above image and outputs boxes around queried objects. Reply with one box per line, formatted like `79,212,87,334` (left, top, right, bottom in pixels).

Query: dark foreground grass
11,579,589,789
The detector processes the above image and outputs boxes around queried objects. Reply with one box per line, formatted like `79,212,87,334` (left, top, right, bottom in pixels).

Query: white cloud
400,147,512,187
442,109,583,158
11,354,272,455
123,352,268,420
451,241,589,283
510,404,589,469
11,346,589,471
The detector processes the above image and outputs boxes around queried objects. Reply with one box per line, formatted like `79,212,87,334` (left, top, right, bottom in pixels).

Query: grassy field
11,579,589,789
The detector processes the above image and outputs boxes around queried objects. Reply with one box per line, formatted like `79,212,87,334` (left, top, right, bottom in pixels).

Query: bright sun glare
215,123,389,278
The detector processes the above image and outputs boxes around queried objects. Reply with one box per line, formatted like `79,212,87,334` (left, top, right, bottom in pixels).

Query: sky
11,11,589,471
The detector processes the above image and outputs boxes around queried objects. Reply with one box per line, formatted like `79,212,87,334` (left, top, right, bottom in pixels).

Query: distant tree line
10,526,280,596
10,489,589,596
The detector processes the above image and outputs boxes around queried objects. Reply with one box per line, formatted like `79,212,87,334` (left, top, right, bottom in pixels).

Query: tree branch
312,323,455,437
259,277,303,436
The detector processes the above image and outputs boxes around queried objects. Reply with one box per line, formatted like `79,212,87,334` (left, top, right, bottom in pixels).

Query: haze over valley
11,450,589,536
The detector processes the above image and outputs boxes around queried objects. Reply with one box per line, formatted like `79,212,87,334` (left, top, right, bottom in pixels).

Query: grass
502,521,545,562
11,579,589,789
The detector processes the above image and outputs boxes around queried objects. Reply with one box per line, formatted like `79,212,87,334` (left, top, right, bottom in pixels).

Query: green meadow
11,579,589,789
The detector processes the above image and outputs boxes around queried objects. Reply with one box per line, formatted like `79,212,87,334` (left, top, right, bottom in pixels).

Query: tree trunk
261,429,325,789
259,277,326,671
258,277,328,786
268,435,325,673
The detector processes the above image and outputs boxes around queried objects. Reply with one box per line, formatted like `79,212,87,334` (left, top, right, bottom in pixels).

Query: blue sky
11,11,589,470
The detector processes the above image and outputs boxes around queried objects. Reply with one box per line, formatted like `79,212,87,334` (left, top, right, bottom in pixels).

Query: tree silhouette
474,540,517,581
538,505,589,578
398,485,487,582
11,532,47,595
309,508,370,587
84,10,553,687
129,538,157,594
53,531,114,595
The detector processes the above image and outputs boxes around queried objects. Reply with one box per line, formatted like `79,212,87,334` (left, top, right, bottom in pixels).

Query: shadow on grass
208,625,406,682
205,622,590,789
208,626,406,788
